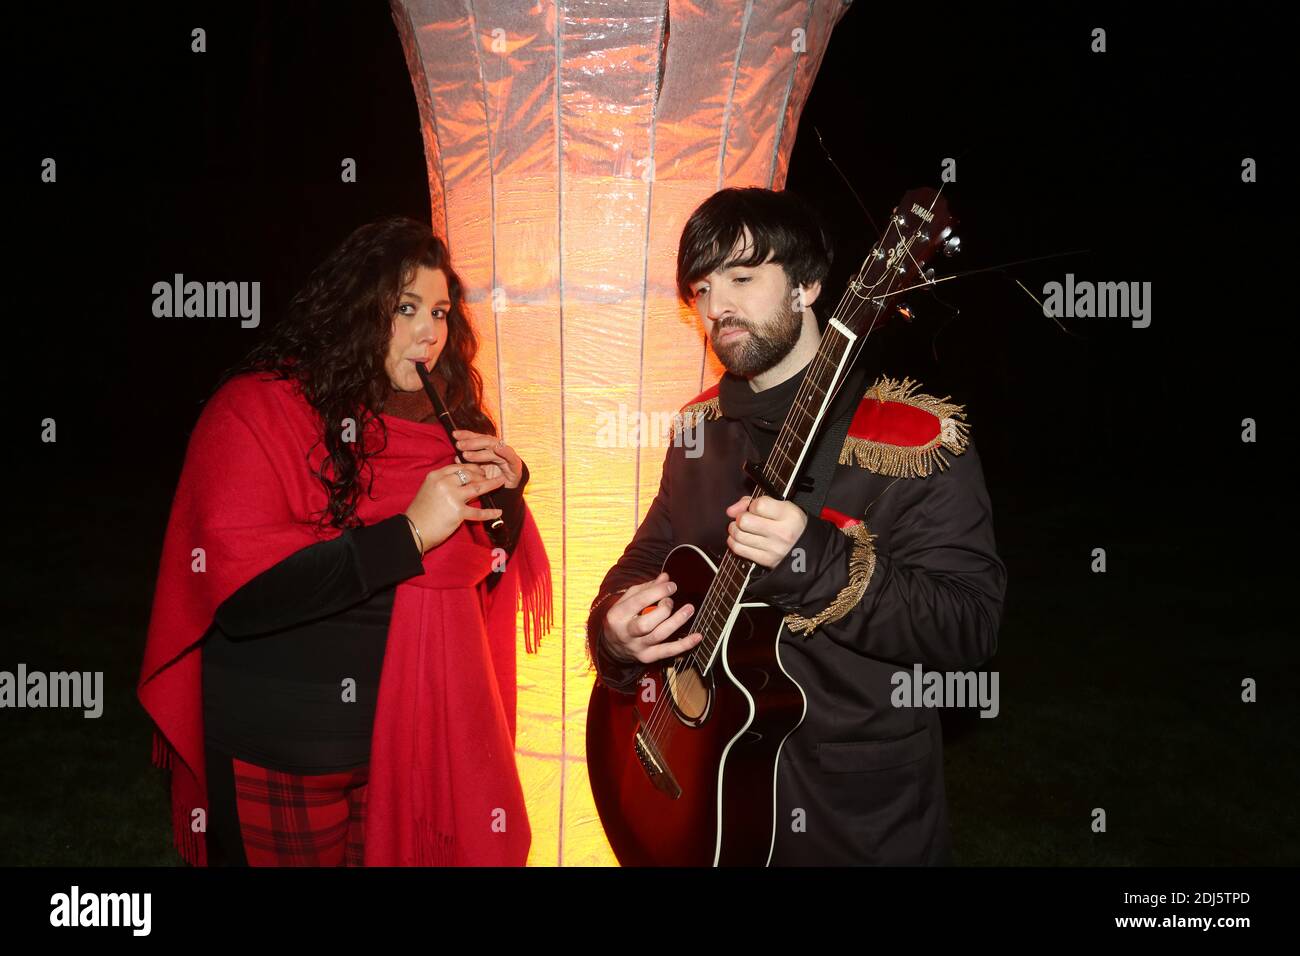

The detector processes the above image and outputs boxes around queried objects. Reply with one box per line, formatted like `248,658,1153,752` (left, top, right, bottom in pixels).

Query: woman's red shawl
137,372,552,865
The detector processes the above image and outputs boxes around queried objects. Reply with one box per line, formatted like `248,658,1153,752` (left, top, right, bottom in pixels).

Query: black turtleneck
716,358,816,465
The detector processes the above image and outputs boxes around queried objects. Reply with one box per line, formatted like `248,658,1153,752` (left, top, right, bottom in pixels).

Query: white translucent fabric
391,0,849,865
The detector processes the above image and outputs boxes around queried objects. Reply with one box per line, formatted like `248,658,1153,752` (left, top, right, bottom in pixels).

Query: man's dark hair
676,187,833,305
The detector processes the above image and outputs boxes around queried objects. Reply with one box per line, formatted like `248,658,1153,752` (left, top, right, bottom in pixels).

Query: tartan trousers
205,742,369,866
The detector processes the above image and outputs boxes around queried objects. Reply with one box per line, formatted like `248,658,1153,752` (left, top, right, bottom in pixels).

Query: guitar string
638,222,888,746
682,205,914,662
649,327,845,740
640,206,933,750
640,202,939,749
683,218,912,674
660,251,852,671
638,303,846,746
683,201,928,673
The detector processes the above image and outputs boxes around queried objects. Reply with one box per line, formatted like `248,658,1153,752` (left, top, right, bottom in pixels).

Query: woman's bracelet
403,513,425,553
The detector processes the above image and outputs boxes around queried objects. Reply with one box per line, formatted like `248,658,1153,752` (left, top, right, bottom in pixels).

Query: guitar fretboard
691,317,861,672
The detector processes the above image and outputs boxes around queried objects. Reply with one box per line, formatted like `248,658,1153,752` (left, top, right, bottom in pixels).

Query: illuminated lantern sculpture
390,0,851,865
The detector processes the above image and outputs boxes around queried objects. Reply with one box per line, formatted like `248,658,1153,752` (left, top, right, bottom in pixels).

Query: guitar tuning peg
923,267,936,282
942,235,961,256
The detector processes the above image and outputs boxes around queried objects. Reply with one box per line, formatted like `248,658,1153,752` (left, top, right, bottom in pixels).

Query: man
586,187,1006,865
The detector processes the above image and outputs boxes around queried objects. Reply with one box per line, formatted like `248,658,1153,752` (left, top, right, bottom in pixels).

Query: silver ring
455,469,469,486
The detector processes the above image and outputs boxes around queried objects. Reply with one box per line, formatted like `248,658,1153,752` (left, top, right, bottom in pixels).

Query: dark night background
4,1,1294,867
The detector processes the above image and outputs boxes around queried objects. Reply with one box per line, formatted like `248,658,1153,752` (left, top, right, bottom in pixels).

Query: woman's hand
404,463,507,553
452,429,524,489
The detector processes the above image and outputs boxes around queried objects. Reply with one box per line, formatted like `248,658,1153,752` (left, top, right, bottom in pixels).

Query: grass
3,464,1293,866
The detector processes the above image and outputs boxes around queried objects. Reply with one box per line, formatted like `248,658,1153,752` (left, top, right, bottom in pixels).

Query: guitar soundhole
665,659,711,725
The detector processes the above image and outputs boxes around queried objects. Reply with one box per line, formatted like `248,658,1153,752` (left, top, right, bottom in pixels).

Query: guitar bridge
633,727,682,799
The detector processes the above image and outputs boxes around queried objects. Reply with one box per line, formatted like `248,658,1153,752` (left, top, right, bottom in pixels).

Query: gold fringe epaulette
838,375,970,478
784,523,877,636
668,389,722,443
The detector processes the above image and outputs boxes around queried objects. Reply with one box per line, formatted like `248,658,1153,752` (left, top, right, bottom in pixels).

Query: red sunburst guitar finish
587,544,805,866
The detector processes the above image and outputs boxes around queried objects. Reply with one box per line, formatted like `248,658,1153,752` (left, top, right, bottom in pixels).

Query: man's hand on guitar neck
724,494,808,569
602,572,705,664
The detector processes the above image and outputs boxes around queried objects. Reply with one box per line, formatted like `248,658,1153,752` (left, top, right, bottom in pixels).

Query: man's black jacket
586,359,1006,865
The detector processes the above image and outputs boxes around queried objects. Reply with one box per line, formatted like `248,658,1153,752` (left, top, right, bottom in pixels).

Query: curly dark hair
215,215,497,531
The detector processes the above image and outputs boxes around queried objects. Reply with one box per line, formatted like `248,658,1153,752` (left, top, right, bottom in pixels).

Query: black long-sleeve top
587,361,1005,701
202,461,529,774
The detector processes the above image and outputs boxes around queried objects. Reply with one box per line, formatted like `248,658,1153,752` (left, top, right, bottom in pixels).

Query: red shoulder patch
839,375,970,478
818,505,864,530
680,382,720,410
669,382,722,441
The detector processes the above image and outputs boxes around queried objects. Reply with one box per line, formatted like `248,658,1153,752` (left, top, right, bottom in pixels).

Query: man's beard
712,290,802,378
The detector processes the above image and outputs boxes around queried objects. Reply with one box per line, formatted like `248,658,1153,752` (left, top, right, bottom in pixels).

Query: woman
138,217,552,866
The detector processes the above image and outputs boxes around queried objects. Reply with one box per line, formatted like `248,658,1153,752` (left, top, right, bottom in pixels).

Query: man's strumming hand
601,572,704,664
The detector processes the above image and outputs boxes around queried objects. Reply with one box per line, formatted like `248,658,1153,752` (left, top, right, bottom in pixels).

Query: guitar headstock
841,187,958,335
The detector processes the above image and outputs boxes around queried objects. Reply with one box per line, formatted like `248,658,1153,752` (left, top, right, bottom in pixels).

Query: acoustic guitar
586,188,959,865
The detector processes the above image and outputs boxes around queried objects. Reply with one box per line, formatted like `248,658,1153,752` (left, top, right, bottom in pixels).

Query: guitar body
586,543,807,866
